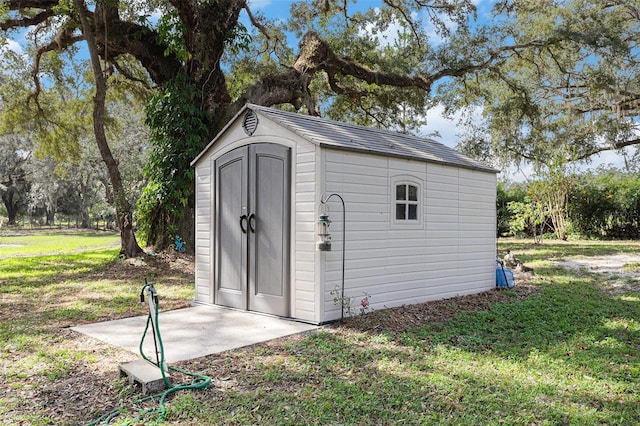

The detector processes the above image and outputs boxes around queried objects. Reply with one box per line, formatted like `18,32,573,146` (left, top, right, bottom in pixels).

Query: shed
191,104,498,324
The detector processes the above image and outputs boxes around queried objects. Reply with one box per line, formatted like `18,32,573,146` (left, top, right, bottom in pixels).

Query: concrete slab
72,304,318,362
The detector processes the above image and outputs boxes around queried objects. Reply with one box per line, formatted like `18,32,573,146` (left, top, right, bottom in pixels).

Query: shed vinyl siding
457,168,496,292
293,140,318,322
193,105,496,324
195,159,213,303
322,151,382,319
321,150,495,322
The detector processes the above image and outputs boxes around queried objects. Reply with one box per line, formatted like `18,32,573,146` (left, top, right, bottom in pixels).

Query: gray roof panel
248,104,497,173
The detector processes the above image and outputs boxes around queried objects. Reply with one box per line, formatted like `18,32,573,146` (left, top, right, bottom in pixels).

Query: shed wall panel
194,161,212,303
320,150,495,322
293,140,319,322
193,109,495,324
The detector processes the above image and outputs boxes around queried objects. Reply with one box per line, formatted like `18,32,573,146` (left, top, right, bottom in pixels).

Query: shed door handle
248,213,256,233
239,214,248,234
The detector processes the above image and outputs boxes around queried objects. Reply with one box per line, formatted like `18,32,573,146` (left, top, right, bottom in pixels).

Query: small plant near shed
359,294,372,315
330,286,373,318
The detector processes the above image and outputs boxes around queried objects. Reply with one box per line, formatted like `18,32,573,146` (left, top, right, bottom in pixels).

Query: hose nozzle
140,278,158,306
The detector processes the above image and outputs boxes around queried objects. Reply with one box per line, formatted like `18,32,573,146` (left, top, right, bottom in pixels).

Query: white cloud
420,104,479,148
583,147,631,172
1,39,24,56
357,8,407,49
420,105,531,181
422,14,457,46
0,38,28,68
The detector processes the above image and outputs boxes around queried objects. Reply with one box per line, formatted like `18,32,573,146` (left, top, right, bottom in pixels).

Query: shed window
395,184,418,220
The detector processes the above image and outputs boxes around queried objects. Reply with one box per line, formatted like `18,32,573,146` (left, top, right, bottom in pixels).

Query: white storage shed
191,104,498,324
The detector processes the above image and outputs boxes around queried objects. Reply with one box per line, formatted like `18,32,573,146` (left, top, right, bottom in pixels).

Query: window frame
390,176,423,229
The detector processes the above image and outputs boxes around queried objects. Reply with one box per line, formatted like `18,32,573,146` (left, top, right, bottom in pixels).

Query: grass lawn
1,234,639,425
0,229,121,257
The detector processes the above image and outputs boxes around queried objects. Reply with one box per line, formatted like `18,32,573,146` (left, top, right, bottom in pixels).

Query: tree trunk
74,0,143,257
145,186,196,252
2,189,19,225
45,207,55,226
119,211,140,254
80,208,90,228
78,178,90,228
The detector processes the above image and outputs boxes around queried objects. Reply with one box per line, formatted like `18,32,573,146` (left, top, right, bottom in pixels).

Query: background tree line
498,167,640,241
0,99,148,230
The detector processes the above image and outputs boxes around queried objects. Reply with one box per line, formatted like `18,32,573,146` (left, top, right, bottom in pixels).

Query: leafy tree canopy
444,0,640,172
1,0,547,128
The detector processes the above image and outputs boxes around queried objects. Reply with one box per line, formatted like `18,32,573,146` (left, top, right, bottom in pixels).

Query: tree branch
28,25,85,108
244,3,270,40
573,137,640,162
238,30,564,114
0,10,55,30
93,16,182,84
111,60,154,90
381,0,423,48
73,0,143,256
326,71,367,98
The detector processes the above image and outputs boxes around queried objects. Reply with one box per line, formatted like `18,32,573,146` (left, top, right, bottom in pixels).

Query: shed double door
214,144,291,317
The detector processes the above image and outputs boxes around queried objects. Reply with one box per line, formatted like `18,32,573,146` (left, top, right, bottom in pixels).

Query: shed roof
193,104,497,173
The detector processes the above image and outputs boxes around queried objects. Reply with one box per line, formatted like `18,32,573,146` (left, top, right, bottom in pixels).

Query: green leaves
137,73,210,245
570,170,640,238
224,22,251,55
450,0,640,169
157,10,191,61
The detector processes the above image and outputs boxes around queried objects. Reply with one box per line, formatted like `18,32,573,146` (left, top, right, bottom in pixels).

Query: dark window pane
408,204,418,220
408,185,417,201
396,184,406,200
396,203,406,220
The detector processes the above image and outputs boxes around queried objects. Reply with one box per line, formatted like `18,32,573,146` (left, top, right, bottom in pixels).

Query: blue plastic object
496,260,515,289
174,235,186,253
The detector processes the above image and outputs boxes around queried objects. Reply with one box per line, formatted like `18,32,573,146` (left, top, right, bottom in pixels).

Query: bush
497,182,527,237
570,170,640,239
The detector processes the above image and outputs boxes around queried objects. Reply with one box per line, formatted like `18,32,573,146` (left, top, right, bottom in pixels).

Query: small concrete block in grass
119,359,170,395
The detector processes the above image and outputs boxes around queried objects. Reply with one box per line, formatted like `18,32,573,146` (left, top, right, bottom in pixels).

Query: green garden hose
86,283,212,425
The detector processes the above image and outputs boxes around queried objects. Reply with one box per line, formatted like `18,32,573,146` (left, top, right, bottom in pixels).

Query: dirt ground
555,254,640,296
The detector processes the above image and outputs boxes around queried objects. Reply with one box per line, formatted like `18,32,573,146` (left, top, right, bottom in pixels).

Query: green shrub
497,181,527,237
570,170,640,239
